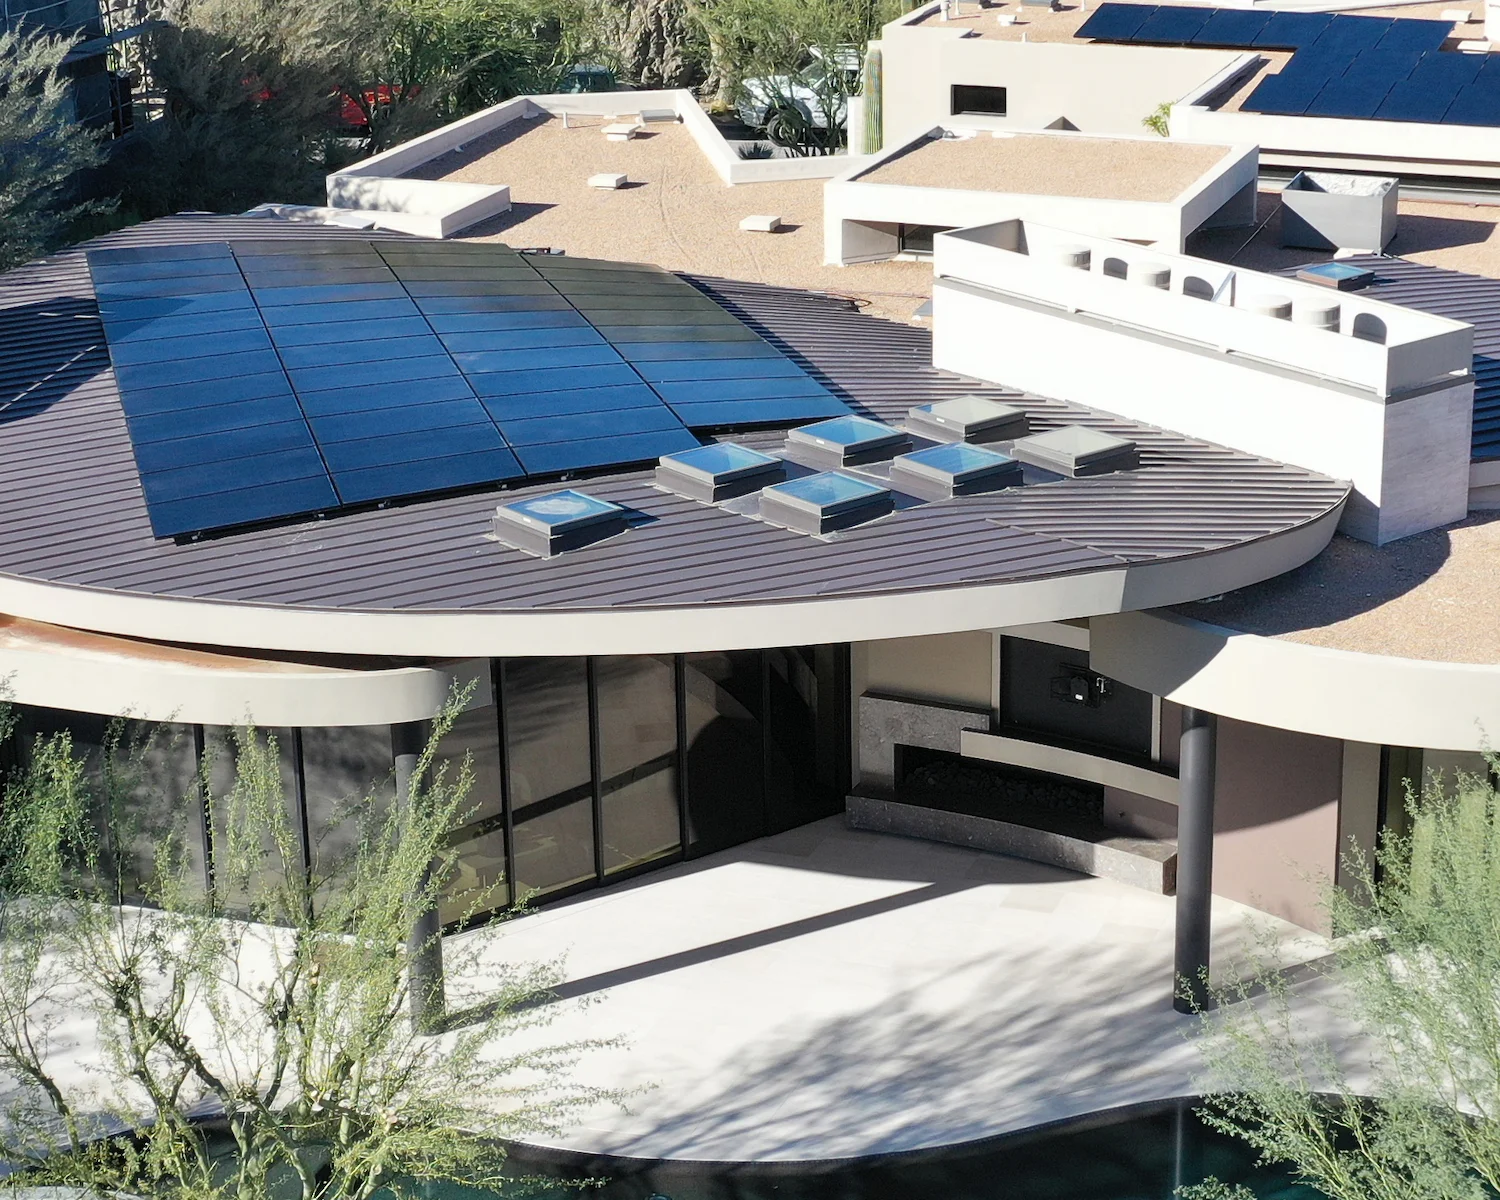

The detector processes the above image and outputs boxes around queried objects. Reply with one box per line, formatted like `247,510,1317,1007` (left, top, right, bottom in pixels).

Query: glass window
596,655,681,875
766,646,846,834
951,83,1007,115
202,725,300,915
301,724,394,910
682,651,766,856
435,703,506,924
7,707,202,902
504,658,595,898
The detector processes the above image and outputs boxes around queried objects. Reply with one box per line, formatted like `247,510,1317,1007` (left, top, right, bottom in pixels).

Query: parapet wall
931,219,1475,544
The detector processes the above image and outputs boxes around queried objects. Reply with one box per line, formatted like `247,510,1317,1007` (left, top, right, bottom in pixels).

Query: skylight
492,488,628,557
786,415,910,466
907,396,1030,444
655,442,785,502
759,471,894,535
891,442,1024,498
1010,426,1140,477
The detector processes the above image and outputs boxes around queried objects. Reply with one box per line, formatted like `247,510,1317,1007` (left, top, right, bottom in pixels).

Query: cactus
861,46,883,155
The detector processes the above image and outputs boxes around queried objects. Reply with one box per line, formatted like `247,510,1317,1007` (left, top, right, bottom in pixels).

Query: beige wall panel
1213,717,1342,933
862,632,996,710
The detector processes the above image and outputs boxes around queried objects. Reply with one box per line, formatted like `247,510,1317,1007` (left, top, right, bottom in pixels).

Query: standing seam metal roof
1298,254,1500,462
0,216,1348,614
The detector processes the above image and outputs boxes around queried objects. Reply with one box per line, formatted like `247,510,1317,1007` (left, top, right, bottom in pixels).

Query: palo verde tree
0,24,111,271
1186,759,1500,1200
0,696,617,1200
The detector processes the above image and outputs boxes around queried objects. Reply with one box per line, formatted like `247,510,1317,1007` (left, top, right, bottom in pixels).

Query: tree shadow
0,295,110,428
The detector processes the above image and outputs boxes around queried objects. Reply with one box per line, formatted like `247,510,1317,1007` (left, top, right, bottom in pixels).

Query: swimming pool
414,1098,1321,1200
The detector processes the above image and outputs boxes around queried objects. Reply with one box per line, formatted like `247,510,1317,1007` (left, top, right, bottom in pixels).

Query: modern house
4,1,1500,1096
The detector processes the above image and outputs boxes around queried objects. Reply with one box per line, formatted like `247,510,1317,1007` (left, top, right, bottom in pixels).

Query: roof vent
492,489,627,557
890,442,1024,499
759,471,894,535
655,442,785,502
906,395,1030,444
785,415,910,467
1010,425,1139,477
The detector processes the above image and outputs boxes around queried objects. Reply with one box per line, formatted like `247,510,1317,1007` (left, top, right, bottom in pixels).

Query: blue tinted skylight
658,442,781,483
788,415,904,453
497,489,623,533
1296,261,1375,290
895,442,1019,485
762,471,890,516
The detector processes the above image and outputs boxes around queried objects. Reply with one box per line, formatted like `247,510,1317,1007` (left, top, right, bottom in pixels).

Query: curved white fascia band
0,632,488,727
1092,609,1500,753
0,500,1343,659
0,503,1344,659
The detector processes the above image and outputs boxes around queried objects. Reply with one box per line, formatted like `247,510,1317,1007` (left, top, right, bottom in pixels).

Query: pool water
411,1099,1323,1200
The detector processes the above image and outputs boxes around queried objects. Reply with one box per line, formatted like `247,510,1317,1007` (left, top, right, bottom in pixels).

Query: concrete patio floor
462,817,1333,1162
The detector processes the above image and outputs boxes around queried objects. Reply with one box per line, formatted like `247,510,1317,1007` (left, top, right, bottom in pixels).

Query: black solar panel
1308,15,1392,54
91,238,852,537
1131,4,1214,44
1306,70,1397,119
1375,75,1463,122
1073,2,1156,42
1443,78,1500,125
1243,61,1333,115
1191,9,1271,47
1252,12,1333,48
1374,19,1453,53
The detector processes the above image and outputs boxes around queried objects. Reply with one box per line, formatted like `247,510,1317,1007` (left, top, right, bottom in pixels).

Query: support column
394,720,444,1031
1174,707,1217,1014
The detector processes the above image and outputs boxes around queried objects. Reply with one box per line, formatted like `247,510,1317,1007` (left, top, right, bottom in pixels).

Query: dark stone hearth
901,758,1105,824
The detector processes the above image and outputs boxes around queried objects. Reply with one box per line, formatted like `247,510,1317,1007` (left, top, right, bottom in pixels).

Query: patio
465,815,1337,1162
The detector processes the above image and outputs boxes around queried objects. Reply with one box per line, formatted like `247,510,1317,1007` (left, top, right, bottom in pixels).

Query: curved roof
0,216,1348,656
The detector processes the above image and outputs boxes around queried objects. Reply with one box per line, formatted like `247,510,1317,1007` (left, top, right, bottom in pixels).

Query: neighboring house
4,0,149,136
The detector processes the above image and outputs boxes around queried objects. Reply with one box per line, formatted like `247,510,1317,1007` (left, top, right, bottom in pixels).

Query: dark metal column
1174,707,1218,1014
394,719,444,1031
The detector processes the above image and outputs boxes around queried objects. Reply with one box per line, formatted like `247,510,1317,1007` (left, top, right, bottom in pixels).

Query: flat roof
1175,514,1500,664
404,114,932,324
902,0,1482,44
0,215,1346,654
852,132,1230,202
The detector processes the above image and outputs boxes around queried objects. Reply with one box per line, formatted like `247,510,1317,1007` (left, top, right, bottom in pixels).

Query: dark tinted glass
436,702,507,924
596,655,682,875
301,724,394,912
8,708,204,903
950,83,1008,115
202,725,300,916
683,651,766,857
504,658,596,897
766,645,846,835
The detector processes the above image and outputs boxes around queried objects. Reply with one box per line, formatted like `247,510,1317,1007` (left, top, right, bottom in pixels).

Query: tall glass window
435,702,506,924
595,655,681,875
503,657,595,898
766,645,844,834
202,725,300,914
682,651,766,857
301,725,394,910
7,708,202,902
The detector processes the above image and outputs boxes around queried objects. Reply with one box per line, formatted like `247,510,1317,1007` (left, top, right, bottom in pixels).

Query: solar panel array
1074,4,1500,125
89,239,851,538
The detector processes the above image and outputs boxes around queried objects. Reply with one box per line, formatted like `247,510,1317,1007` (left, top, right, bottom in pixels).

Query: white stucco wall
872,25,1241,145
929,220,1474,545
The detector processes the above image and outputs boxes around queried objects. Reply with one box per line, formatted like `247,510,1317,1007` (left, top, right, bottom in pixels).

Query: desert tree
1185,760,1500,1200
691,0,896,153
0,24,112,271
0,695,617,1200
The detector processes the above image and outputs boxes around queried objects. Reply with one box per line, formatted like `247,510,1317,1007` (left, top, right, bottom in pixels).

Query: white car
736,48,860,132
